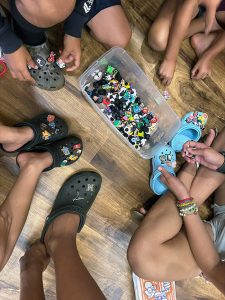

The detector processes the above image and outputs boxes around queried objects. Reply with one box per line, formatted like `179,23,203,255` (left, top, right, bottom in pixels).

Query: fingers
66,54,81,72
27,56,38,70
16,71,24,81
10,70,17,79
59,51,80,72
64,55,74,64
191,64,209,80
186,147,205,157
158,72,171,86
11,69,34,83
23,69,35,83
191,64,198,79
192,69,206,80
204,129,216,147
182,141,207,155
158,166,173,181
59,50,69,63
182,129,215,158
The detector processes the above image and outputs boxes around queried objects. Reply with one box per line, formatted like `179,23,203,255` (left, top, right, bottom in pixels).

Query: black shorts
9,0,122,46
10,0,122,31
88,0,121,22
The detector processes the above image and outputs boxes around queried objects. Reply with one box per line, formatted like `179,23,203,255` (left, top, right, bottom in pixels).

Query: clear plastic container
79,47,181,159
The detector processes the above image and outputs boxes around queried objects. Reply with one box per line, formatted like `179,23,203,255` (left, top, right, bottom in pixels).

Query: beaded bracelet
177,197,198,217
178,197,193,204
176,197,193,208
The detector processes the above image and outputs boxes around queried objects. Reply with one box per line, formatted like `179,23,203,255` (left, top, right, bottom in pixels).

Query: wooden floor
1,0,225,299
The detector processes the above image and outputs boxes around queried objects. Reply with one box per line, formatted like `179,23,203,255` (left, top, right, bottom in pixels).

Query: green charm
106,65,115,74
114,120,121,127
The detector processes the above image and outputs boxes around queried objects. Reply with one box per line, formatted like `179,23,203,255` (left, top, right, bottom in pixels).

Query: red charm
150,117,158,123
0,60,7,77
47,51,56,63
73,144,81,150
142,107,148,114
47,114,55,122
102,98,110,106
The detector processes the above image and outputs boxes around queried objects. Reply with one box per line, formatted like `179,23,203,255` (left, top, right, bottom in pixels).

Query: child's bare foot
191,33,218,57
44,213,80,255
131,195,160,222
158,58,176,85
20,241,50,273
191,52,213,80
139,207,148,216
44,213,80,257
0,125,34,152
17,151,53,172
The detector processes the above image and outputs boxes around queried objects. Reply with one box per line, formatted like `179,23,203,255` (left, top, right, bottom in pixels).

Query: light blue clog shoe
170,111,208,152
150,145,176,195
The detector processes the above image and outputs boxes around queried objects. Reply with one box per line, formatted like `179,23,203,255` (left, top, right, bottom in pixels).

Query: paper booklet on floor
132,273,177,300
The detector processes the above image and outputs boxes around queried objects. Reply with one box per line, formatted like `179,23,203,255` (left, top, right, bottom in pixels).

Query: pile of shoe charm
84,65,159,151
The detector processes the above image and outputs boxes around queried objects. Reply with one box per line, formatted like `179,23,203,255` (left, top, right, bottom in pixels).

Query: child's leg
44,214,106,300
148,0,181,51
87,4,131,48
128,129,225,281
191,32,220,57
128,163,202,281
0,152,52,271
190,12,225,80
19,242,49,300
191,31,225,79
0,124,34,152
148,1,218,52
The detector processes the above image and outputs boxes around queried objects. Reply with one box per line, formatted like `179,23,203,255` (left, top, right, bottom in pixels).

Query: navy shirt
0,0,94,54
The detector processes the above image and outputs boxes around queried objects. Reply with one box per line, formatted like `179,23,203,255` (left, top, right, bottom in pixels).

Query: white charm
56,59,66,69
86,184,94,192
72,191,84,202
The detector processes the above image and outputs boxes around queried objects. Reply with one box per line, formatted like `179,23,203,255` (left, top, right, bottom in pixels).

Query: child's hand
182,140,224,170
159,167,190,200
191,53,212,80
4,45,37,82
158,59,176,85
59,35,81,71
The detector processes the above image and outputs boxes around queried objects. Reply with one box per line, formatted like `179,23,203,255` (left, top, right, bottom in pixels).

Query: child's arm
159,0,198,85
183,214,225,294
0,11,36,81
159,166,225,295
0,12,23,55
60,0,93,71
192,31,225,79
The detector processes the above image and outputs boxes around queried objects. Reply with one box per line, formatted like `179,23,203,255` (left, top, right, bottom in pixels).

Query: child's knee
127,237,155,277
109,26,132,48
148,25,167,52
127,239,161,280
